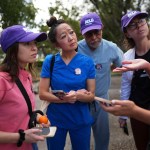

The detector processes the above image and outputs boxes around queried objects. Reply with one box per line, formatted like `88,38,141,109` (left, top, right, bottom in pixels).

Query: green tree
86,0,150,48
85,0,134,48
0,0,37,29
37,0,150,55
39,0,82,55
47,0,81,39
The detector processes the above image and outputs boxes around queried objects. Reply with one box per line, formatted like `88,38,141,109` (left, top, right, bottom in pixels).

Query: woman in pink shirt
0,25,49,150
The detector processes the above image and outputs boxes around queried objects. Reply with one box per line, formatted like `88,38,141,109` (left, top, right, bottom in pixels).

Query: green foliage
47,0,82,40
0,0,37,28
1,0,150,56
41,0,150,52
87,0,150,49
38,0,83,55
36,60,43,68
87,0,135,47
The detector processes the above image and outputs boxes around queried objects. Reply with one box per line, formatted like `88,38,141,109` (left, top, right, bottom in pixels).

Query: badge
95,64,102,70
75,68,81,75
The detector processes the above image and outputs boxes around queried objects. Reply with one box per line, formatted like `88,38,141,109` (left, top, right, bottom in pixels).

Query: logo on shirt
75,68,81,75
95,64,102,70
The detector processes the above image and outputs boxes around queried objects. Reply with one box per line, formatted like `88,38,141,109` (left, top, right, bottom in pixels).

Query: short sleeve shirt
78,39,123,99
41,53,95,129
0,69,34,150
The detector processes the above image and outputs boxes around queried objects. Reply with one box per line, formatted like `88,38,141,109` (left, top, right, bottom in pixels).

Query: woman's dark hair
47,16,66,43
0,43,35,81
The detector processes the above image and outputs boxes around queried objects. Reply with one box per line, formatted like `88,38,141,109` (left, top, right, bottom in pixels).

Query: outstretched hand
113,59,149,73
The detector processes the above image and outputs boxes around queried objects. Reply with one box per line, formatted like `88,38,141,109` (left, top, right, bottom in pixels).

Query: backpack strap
50,55,55,88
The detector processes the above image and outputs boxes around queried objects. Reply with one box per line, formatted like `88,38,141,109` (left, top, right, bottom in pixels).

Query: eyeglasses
84,29,101,37
127,18,147,30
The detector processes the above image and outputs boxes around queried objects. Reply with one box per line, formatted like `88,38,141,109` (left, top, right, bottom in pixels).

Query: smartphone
34,127,57,137
94,96,112,106
51,90,66,97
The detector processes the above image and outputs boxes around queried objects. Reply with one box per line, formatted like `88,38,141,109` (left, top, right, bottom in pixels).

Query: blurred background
0,0,150,66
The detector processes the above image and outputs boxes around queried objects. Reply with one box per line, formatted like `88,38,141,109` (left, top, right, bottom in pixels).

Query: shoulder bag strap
50,55,55,88
15,77,32,117
40,55,55,112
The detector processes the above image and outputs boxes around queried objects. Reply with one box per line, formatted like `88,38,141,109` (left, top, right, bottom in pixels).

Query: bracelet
17,129,25,147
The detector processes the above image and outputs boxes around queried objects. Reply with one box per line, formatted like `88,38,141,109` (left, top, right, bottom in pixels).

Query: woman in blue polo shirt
39,16,95,150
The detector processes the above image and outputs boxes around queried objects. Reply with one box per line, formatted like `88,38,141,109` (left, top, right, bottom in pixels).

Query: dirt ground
108,76,136,150
35,75,136,150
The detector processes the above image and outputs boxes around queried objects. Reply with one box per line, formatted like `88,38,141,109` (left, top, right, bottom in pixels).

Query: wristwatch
17,129,25,147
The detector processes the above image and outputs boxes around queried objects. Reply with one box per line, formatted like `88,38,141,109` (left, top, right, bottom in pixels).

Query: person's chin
89,43,99,49
29,58,36,63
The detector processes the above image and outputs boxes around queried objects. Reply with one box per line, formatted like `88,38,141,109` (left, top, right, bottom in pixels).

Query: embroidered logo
85,18,94,25
23,27,32,33
127,11,137,18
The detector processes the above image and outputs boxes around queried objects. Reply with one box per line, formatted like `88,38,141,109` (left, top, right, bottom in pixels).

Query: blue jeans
90,101,109,150
32,143,38,150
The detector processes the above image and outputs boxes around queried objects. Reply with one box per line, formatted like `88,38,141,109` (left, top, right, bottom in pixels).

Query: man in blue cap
78,12,123,150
